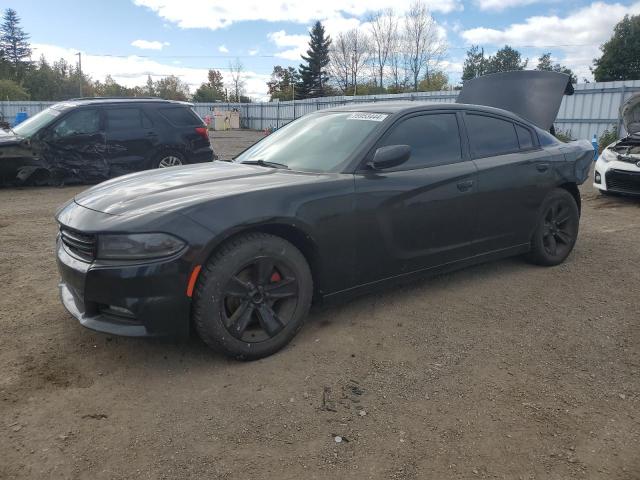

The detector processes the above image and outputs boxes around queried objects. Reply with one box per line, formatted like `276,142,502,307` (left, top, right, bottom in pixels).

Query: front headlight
97,233,186,260
599,147,618,163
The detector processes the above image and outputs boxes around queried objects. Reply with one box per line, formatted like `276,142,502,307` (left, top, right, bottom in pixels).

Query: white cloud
32,43,270,100
248,48,259,56
218,45,229,53
133,0,462,31
461,1,640,80
268,30,310,60
131,39,170,50
474,0,552,11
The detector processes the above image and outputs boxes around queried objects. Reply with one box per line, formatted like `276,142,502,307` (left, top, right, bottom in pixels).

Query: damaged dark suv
0,98,215,185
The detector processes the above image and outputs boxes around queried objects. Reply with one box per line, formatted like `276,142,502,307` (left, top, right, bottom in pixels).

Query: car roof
322,100,533,125
51,97,192,110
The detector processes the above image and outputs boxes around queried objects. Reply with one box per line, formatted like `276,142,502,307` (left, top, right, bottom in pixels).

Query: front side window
235,112,385,173
53,109,100,138
377,113,462,170
465,114,519,158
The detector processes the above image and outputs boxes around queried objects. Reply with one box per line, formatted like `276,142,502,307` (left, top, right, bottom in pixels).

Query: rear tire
154,151,185,168
192,233,313,360
526,188,580,266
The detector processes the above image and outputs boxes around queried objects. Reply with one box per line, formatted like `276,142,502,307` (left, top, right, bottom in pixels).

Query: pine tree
461,46,487,81
485,45,528,74
536,53,577,83
145,75,155,96
0,9,32,79
297,21,331,99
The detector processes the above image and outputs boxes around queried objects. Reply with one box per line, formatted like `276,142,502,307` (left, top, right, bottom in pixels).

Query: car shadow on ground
56,255,533,370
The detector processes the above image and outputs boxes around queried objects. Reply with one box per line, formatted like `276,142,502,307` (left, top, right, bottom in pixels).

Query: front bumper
593,156,640,195
56,237,193,338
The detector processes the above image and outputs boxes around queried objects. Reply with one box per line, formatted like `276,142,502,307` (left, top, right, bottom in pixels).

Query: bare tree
328,29,371,95
346,28,370,95
329,33,351,93
228,58,246,102
368,8,398,90
403,1,446,92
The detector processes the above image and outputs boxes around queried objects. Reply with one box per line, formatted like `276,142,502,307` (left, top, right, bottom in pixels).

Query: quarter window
515,124,534,150
158,107,202,126
378,113,462,170
465,114,519,158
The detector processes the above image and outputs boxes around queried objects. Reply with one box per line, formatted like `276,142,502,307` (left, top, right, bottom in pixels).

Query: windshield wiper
240,159,289,169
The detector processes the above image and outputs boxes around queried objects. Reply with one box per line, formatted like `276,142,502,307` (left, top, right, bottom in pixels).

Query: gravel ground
1,130,639,479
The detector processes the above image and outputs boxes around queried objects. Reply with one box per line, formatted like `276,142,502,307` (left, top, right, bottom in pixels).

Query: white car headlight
599,147,617,163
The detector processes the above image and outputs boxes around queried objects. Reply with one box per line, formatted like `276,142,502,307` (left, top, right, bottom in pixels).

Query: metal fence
3,79,639,140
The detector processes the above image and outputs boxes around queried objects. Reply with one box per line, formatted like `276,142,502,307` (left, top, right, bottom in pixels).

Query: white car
594,93,640,196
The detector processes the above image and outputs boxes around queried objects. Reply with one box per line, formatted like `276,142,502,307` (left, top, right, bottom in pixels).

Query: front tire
526,188,580,266
192,233,313,360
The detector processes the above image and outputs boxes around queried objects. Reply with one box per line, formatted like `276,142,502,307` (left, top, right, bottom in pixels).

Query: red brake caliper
270,270,281,283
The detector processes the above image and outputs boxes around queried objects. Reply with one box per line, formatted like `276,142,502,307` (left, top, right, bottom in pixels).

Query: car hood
74,161,322,216
0,129,22,146
621,93,640,135
456,70,573,131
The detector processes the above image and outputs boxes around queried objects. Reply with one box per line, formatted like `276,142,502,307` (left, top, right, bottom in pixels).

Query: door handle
536,163,550,172
457,179,474,192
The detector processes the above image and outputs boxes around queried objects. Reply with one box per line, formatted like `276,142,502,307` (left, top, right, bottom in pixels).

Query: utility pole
292,83,296,120
76,52,83,97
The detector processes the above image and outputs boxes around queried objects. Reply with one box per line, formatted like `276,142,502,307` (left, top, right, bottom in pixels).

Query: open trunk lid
456,70,574,131
621,93,640,136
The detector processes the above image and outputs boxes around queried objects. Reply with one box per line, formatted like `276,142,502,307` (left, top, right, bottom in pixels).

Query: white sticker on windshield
347,112,388,122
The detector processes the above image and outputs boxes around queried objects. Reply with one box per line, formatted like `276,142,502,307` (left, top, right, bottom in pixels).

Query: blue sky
4,0,640,99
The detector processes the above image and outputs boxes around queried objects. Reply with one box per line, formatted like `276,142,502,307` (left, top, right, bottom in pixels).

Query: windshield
12,107,61,137
235,112,387,172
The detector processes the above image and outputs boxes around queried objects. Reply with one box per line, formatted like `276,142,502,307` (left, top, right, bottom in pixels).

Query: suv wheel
155,151,185,168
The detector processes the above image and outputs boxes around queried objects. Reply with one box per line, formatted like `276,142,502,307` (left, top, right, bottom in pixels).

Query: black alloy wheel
541,200,576,258
526,188,580,266
193,233,313,360
221,257,299,342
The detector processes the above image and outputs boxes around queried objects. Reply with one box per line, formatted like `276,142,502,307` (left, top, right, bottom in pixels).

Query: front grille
60,227,96,261
606,169,640,195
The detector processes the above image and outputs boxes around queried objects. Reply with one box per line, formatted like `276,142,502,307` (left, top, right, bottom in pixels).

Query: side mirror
368,145,411,170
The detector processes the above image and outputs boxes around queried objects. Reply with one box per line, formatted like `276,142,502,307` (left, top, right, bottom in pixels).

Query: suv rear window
158,107,202,126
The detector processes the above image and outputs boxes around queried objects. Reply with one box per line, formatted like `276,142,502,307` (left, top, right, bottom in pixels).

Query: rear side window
378,113,462,170
158,107,202,126
105,108,151,131
465,114,519,158
515,124,534,150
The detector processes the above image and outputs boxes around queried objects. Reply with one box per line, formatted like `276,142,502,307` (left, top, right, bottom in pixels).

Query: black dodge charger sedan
56,72,593,359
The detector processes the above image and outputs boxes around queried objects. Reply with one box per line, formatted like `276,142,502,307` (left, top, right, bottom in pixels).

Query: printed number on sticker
347,113,388,122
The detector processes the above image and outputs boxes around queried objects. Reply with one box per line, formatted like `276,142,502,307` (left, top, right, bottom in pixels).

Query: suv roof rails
67,96,164,101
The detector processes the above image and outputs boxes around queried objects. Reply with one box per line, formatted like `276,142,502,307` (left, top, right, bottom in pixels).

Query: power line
33,43,599,61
